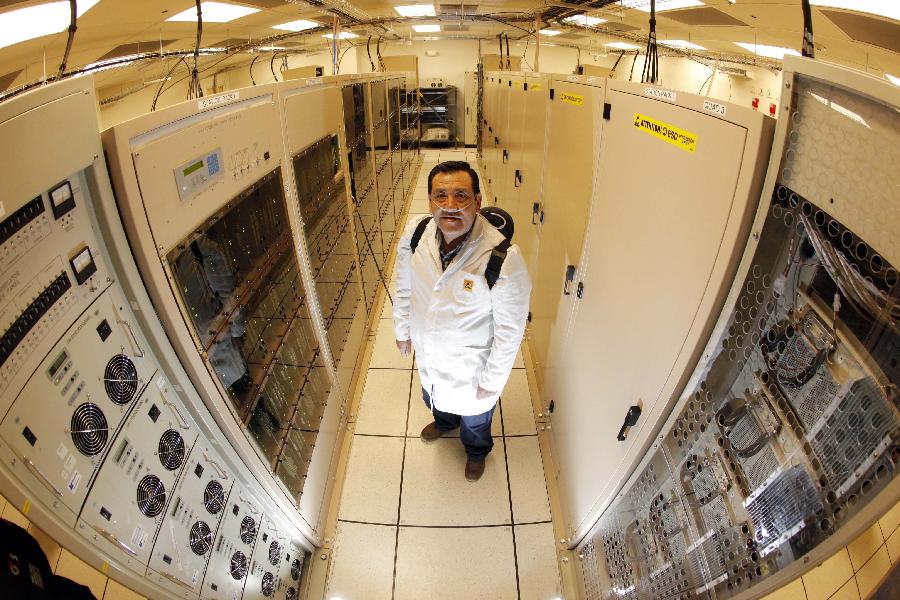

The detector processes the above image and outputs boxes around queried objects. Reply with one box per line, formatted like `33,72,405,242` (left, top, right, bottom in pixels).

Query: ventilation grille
189,520,213,556
286,587,296,600
136,475,166,517
746,465,823,556
204,480,225,515
104,354,139,405
240,515,257,545
70,403,109,456
230,551,248,580
158,429,185,471
261,572,276,597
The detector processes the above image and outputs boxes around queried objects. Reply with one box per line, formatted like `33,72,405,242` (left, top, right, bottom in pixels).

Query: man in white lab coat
393,161,532,481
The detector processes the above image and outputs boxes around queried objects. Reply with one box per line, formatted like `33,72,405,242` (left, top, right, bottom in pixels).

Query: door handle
563,265,576,295
514,170,522,187
617,405,642,441
502,149,509,163
532,203,540,224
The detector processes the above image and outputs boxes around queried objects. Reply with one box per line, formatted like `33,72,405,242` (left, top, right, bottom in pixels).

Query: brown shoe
465,459,486,482
420,422,451,443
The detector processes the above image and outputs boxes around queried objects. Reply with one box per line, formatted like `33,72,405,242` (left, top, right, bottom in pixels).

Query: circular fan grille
189,521,213,556
286,587,296,600
70,403,109,456
229,551,248,580
261,572,275,597
104,354,139,405
240,516,257,545
158,429,185,471
268,540,281,566
136,475,166,518
290,558,301,581
203,480,225,515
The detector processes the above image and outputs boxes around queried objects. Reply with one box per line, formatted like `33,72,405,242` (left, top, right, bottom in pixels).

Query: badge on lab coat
463,279,474,292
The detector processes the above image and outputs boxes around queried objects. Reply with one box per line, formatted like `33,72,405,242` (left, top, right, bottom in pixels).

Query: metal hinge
550,88,555,100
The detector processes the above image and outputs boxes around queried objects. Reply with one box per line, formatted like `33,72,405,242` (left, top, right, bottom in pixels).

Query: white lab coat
393,214,532,416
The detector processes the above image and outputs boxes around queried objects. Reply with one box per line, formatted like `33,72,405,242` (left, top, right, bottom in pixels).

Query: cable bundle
641,0,659,84
799,213,898,331
187,0,204,99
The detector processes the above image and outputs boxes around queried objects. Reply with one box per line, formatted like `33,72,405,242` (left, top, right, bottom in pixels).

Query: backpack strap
484,239,511,290
410,216,432,254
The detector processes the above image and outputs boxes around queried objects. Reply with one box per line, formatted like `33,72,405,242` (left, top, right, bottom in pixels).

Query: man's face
429,170,481,243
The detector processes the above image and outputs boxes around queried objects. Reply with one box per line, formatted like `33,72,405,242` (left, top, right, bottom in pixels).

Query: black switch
262,533,268,542
163,554,172,565
100,507,112,521
195,463,204,478
264,151,270,161
96,319,112,341
22,426,36,446
148,404,160,422
211,584,218,591
233,504,240,516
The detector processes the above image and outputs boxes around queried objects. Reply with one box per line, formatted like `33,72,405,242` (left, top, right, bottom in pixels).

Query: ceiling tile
820,10,900,55
663,7,747,27
95,39,177,61
0,68,21,91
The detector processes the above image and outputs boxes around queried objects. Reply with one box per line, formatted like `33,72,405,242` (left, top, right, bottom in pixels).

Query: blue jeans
422,388,495,461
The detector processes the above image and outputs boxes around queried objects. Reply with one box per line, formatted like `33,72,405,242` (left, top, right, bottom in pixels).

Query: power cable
249,55,259,85
641,0,659,84
151,57,188,111
801,0,815,58
188,0,203,99
367,36,375,71
56,0,77,81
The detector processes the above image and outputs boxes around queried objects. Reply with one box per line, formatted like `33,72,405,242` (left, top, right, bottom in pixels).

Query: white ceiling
0,0,897,95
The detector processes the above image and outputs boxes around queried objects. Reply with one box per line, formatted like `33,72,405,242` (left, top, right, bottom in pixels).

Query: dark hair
427,160,480,196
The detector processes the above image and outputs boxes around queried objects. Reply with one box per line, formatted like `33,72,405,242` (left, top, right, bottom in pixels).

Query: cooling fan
203,480,225,514
158,429,185,470
261,572,276,597
70,403,109,456
268,540,281,566
229,551,248,580
136,475,166,517
104,354,139,405
240,515,257,544
189,520,213,556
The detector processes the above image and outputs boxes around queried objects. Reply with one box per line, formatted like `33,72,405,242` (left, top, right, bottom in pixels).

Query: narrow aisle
323,149,562,600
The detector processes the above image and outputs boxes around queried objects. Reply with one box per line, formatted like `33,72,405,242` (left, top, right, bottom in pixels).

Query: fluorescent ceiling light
271,19,319,32
561,14,607,26
631,0,704,12
885,73,900,86
604,41,640,50
809,1,900,21
412,24,440,32
394,4,436,17
540,29,562,36
167,2,260,23
658,39,706,50
734,42,801,59
0,0,100,50
323,32,359,39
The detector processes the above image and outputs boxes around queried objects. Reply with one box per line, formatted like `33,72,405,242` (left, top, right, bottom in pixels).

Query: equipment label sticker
67,470,82,494
633,113,697,153
531,83,542,91
644,87,677,102
560,92,584,107
703,99,727,117
198,91,240,111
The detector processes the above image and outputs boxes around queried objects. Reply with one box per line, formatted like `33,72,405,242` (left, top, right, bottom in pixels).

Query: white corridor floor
322,148,563,599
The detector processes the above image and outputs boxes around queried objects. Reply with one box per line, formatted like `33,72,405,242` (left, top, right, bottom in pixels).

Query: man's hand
476,386,497,401
396,339,412,357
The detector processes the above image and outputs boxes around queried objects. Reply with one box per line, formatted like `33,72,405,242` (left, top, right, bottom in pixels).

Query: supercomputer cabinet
480,73,500,188
276,76,359,532
516,74,550,278
102,83,332,539
551,79,774,546
574,57,899,600
530,75,607,403
463,71,478,147
0,77,313,600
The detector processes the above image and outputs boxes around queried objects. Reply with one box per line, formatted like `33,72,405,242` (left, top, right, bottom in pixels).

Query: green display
183,160,204,176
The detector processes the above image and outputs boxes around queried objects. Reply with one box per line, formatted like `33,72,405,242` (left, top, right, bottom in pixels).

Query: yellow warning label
531,83,542,91
463,279,474,292
22,499,31,515
560,92,584,107
633,113,697,153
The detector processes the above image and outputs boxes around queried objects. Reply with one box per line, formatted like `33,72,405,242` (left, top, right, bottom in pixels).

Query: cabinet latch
617,405,642,441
